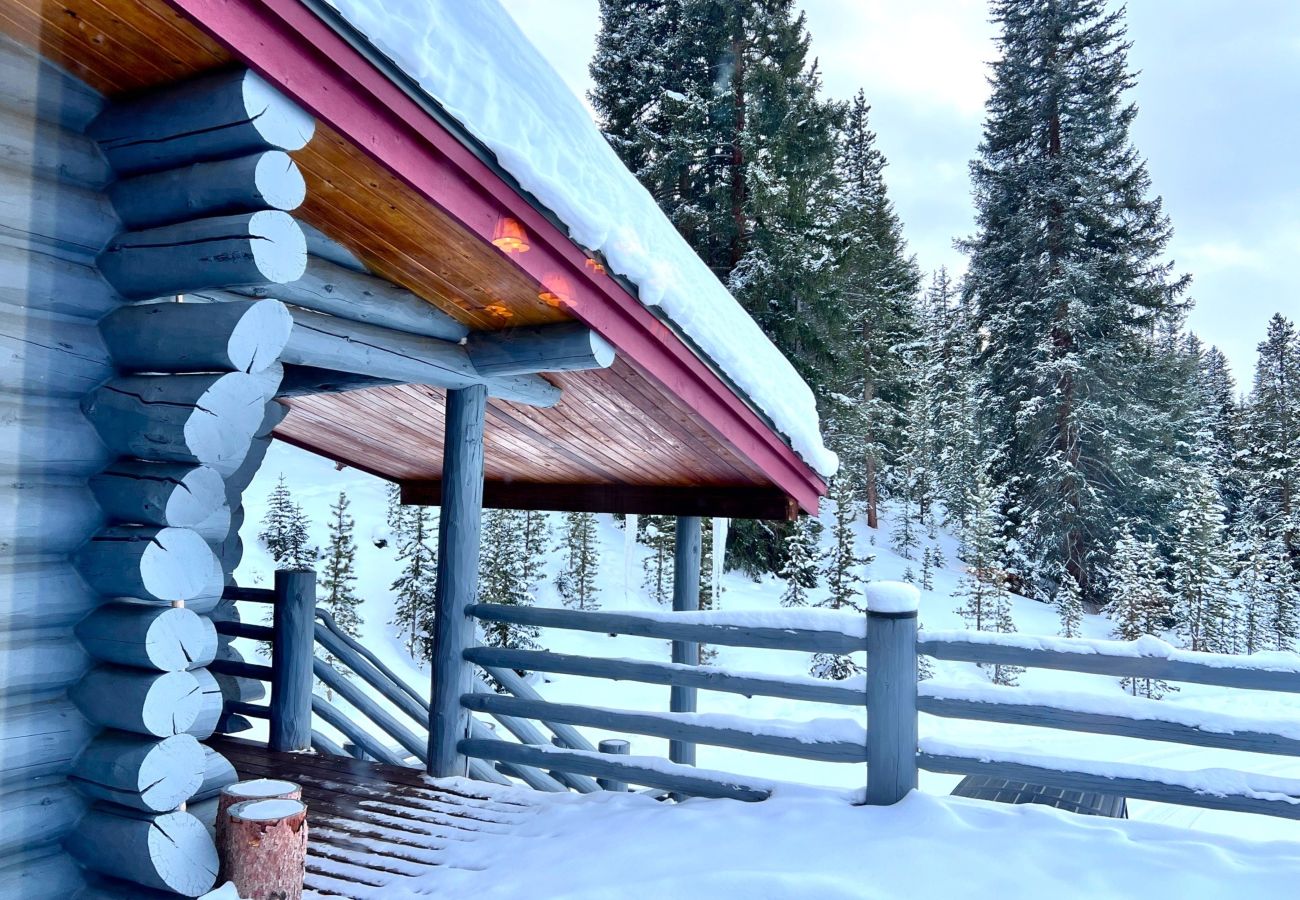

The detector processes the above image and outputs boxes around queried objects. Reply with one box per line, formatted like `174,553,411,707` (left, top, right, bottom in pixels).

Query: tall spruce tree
828,91,922,529
320,491,362,636
641,515,676,605
1241,314,1299,567
391,504,438,662
559,512,601,611
954,463,1021,686
779,514,822,607
478,509,540,680
1108,528,1175,698
960,0,1189,606
813,477,869,679
591,0,846,575
259,474,315,569
1171,466,1236,653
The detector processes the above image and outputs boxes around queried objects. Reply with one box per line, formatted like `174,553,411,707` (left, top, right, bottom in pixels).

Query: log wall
0,34,315,896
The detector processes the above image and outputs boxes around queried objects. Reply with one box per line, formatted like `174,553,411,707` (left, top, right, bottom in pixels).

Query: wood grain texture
269,569,315,752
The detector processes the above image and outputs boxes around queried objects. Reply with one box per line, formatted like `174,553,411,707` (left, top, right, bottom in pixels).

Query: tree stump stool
216,780,302,880
222,797,308,900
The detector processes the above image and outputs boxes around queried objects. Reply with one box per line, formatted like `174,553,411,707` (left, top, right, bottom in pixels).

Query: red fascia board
168,0,826,513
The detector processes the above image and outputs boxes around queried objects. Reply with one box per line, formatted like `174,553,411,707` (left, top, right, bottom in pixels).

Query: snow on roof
323,0,837,479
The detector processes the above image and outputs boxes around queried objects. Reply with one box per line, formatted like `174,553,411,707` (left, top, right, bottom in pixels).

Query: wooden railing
214,572,1300,819
210,572,601,791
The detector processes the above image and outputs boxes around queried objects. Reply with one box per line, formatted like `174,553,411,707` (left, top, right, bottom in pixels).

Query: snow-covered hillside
235,441,1300,846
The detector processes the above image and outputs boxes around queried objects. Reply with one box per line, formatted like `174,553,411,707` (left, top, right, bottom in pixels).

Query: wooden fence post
428,384,488,778
597,738,631,791
670,515,702,766
270,569,316,752
864,581,919,805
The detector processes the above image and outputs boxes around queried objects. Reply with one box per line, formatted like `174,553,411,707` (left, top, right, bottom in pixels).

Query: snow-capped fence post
864,582,920,806
429,384,489,778
597,738,631,791
270,568,316,752
670,515,703,767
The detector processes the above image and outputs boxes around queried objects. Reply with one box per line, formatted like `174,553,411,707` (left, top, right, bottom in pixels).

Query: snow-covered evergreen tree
640,515,675,605
1053,573,1085,639
259,474,315,569
478,509,540,683
954,464,1021,686
814,478,870,679
521,510,550,589
391,504,437,662
559,512,601,611
320,491,361,628
1240,314,1299,571
779,514,821,607
828,91,922,529
960,0,1189,606
318,491,362,697
1171,466,1237,653
1108,529,1175,698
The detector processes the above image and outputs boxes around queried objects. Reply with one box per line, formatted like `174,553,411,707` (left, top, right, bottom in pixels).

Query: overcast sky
503,0,1298,385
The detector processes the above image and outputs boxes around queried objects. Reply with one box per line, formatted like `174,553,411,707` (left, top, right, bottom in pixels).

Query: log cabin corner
0,0,831,896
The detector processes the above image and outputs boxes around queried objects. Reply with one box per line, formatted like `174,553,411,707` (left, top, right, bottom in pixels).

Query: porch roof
0,0,830,518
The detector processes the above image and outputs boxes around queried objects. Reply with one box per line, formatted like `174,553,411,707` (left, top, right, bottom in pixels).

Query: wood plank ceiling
0,0,791,514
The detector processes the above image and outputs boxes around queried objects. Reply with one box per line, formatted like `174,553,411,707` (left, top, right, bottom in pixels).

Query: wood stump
222,798,307,900
216,779,302,879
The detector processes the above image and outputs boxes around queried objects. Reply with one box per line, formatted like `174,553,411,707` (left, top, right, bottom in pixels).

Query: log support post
670,515,702,767
428,384,488,778
597,739,631,792
270,569,316,752
864,582,920,806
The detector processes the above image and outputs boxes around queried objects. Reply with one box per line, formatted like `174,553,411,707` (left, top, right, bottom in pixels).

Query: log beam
466,322,615,377
99,299,293,375
91,461,227,530
98,211,307,300
70,732,205,813
403,480,800,520
75,603,216,672
109,151,307,229
89,68,314,175
76,526,223,605
66,806,218,896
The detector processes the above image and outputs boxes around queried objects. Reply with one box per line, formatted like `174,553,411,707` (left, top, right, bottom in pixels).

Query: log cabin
0,0,833,895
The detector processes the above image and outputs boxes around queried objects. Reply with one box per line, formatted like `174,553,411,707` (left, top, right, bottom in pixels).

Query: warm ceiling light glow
485,302,513,320
538,273,572,308
585,256,606,275
492,217,529,253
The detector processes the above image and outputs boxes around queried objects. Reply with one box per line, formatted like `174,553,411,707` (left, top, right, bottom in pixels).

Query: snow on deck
353,784,1299,899
321,0,836,477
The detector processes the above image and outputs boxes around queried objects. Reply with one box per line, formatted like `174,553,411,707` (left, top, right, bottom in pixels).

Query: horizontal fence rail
466,603,867,654
464,646,865,707
458,739,772,802
919,631,1300,693
463,693,867,764
918,683,1300,757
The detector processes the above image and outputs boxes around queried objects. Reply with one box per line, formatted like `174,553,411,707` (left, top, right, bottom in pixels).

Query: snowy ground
379,781,1300,899
234,442,1300,895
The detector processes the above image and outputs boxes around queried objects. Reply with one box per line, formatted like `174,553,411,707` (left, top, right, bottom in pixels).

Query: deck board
209,736,538,899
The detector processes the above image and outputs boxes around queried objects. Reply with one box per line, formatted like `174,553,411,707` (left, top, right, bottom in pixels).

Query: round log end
248,211,307,286
231,299,294,375
223,779,302,803
242,71,316,151
254,151,307,212
228,797,306,823
141,527,224,603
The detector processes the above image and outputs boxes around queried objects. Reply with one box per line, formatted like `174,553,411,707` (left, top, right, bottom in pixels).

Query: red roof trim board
167,0,826,514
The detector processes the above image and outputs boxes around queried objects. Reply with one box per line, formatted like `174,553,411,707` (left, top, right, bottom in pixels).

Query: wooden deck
209,737,539,899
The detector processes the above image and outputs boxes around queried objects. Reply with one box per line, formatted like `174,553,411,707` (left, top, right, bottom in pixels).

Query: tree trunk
221,797,308,900
216,779,302,875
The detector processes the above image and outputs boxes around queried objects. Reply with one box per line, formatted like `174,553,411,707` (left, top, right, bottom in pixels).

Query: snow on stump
216,779,301,864
221,798,307,900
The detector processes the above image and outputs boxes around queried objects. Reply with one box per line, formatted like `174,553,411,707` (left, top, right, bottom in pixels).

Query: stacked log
64,68,316,898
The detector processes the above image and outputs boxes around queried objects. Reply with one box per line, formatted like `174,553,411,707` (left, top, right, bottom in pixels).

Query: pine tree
954,464,1021,686
391,505,437,662
591,0,848,576
779,514,821,607
317,492,362,697
827,92,922,529
640,515,675,605
478,509,540,685
814,477,870,679
559,512,601,611
320,493,362,633
1240,314,1299,567
521,510,550,589
821,477,868,613
1108,528,1175,698
259,475,315,569
1171,465,1237,653
960,0,1189,606
1053,573,1085,639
